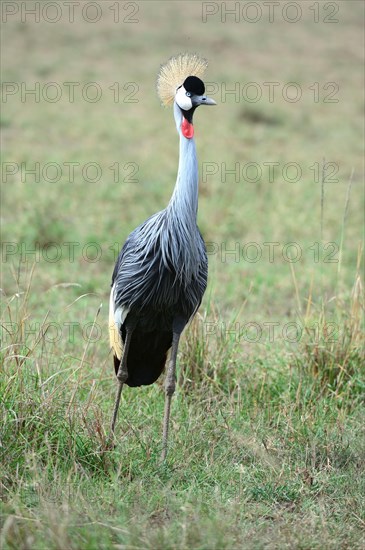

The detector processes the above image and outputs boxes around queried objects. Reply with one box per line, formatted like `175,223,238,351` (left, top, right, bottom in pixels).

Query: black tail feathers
113,328,172,387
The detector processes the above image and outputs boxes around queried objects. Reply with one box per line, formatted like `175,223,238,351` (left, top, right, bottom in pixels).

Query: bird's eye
186,92,191,97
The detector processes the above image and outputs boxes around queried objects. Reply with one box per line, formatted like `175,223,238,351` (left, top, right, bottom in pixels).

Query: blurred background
1,2,364,547
2,1,363,331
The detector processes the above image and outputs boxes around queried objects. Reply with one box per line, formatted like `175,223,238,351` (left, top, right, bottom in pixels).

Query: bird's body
110,215,207,387
109,54,215,460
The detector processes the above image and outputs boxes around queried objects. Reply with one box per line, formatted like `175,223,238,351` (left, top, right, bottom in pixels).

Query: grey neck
160,102,201,279
167,102,199,224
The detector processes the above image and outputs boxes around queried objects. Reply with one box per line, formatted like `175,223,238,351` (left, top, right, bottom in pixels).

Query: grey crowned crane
109,54,216,461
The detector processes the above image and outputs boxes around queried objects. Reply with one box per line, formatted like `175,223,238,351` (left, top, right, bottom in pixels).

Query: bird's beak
195,95,217,106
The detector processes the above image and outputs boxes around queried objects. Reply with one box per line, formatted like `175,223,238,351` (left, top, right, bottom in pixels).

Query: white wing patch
109,283,129,360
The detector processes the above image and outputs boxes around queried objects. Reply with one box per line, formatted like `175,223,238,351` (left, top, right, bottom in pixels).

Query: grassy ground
1,1,364,548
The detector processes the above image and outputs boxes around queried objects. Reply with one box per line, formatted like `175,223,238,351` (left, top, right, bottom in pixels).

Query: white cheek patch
175,86,193,111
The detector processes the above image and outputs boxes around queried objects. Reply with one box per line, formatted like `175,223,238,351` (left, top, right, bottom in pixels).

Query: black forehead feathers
183,76,205,96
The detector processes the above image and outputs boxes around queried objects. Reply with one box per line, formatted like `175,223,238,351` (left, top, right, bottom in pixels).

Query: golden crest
157,53,208,106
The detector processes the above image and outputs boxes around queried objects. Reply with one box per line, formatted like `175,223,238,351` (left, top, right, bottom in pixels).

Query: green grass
1,2,364,548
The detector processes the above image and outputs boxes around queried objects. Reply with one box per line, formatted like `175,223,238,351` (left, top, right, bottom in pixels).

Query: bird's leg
161,331,181,462
110,326,134,435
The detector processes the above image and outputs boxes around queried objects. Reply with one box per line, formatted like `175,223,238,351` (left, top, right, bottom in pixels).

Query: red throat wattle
181,117,194,139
